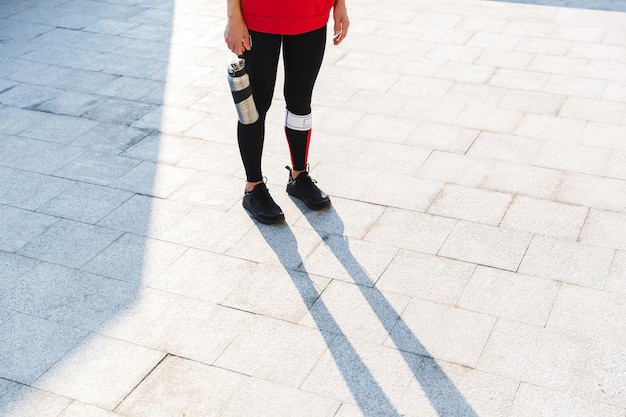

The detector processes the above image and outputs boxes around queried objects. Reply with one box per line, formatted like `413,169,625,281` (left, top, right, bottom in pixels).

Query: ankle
291,169,305,179
246,180,263,192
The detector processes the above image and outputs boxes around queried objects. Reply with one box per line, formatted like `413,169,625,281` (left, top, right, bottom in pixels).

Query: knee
285,109,312,131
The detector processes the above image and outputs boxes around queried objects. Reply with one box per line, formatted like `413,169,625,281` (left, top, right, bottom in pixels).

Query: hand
332,1,350,45
224,15,251,55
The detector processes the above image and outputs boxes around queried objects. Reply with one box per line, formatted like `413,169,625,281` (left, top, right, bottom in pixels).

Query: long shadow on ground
256,203,480,416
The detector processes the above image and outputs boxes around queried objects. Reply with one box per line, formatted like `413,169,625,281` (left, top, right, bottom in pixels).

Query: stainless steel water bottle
227,58,259,125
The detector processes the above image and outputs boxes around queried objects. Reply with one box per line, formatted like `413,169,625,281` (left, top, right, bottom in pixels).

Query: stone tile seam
111,352,169,413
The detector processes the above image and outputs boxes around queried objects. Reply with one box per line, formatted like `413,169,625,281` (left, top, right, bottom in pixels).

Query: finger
242,33,252,50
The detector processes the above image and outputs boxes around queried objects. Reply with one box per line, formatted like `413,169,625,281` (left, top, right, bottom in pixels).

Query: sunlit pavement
1,0,626,416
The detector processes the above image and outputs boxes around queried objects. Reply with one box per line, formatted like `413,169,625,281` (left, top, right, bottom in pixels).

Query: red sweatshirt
241,0,335,35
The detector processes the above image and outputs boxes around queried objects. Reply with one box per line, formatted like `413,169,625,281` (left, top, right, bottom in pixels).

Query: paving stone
360,173,443,212
459,266,560,326
0,251,40,283
404,121,479,154
169,172,243,211
161,206,252,253
82,98,157,125
500,195,588,240
466,131,544,164
148,248,256,304
534,142,611,175
11,5,99,28
19,113,100,145
498,90,565,115
301,337,423,413
222,377,340,417
0,308,14,327
57,402,125,417
0,313,87,384
477,319,626,408
0,379,71,417
551,24,606,42
606,250,626,294
223,263,331,323
439,221,532,271
481,161,563,200
509,383,625,417
83,233,186,283
603,81,626,103
386,298,496,367
215,316,335,387
365,207,457,255
579,209,626,251
514,113,587,142
417,151,495,187
388,76,453,100
69,122,151,153
0,262,139,330
97,194,192,238
352,141,432,175
560,96,626,124
556,172,626,212
531,52,590,77
435,61,495,84
0,83,64,108
302,234,398,286
604,150,626,181
376,249,475,304
443,82,509,107
53,151,141,186
0,205,59,252
182,112,238,143
488,68,549,91
545,73,608,99
32,334,165,410
37,181,133,224
515,36,571,56
49,68,120,94
519,235,615,288
428,184,513,226
132,105,206,135
117,355,249,417
0,136,85,175
344,90,410,116
17,219,123,268
0,106,48,135
109,160,196,198
5,61,73,86
34,91,106,117
547,284,626,347
133,299,254,364
398,359,519,417
0,166,74,210
477,47,535,70
301,280,410,344
125,132,206,166
396,97,466,125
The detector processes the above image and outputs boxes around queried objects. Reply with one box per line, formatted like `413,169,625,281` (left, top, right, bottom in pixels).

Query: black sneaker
286,166,331,210
242,182,285,224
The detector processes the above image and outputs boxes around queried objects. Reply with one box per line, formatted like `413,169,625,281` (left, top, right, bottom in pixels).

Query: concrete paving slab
2,0,626,415
0,313,88,384
16,219,123,269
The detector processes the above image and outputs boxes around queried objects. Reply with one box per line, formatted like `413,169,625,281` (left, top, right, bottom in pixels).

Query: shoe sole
242,200,285,225
286,186,331,210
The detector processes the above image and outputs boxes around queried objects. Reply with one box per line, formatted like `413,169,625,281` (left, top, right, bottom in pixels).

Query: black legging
238,25,327,183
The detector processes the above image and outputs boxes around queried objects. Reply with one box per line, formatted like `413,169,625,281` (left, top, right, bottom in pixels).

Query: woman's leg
238,30,281,187
282,26,331,210
282,25,327,174
237,31,285,224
